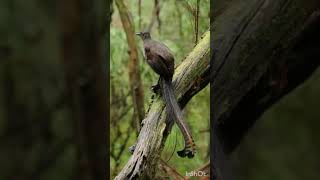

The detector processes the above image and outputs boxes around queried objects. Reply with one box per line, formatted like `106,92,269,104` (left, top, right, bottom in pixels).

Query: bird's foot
128,144,136,154
150,83,161,94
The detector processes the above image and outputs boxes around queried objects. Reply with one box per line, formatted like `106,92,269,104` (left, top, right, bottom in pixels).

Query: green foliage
110,0,210,178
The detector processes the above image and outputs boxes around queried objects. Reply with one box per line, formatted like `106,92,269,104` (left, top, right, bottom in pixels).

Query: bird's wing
147,55,172,78
150,40,174,62
149,40,175,75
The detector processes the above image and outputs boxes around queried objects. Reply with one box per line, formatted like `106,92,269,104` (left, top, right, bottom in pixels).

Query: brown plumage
137,32,174,80
136,32,196,158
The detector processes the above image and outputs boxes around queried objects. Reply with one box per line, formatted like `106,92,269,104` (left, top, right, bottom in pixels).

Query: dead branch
115,31,210,179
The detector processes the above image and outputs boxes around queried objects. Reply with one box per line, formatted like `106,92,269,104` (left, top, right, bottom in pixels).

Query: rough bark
211,1,320,178
115,31,210,179
211,0,320,154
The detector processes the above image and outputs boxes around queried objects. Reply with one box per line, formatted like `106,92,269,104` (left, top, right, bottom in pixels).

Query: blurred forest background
0,1,107,180
0,0,319,180
110,0,210,178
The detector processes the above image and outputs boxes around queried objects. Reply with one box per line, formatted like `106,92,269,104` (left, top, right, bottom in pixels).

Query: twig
159,159,186,180
195,0,200,44
155,0,161,33
195,161,210,172
147,0,163,32
175,1,183,37
112,122,134,177
138,0,142,29
178,0,195,16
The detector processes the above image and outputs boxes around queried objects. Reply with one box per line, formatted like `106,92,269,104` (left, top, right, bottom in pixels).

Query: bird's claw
129,144,136,154
150,84,161,94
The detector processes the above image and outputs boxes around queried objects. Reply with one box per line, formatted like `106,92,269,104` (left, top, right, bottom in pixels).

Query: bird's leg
151,77,161,94
128,144,136,154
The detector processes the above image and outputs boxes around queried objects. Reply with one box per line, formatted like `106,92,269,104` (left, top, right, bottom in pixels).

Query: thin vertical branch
147,0,163,32
109,0,113,24
155,0,161,33
175,1,183,37
138,0,142,29
195,0,200,44
116,0,145,133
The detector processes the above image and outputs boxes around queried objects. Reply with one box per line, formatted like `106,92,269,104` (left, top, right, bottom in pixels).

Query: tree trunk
61,0,108,180
211,0,320,178
0,1,108,180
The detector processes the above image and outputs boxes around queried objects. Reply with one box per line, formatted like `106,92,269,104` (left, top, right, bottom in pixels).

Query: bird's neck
141,39,151,46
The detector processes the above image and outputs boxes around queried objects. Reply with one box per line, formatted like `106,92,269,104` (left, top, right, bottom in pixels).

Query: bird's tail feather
161,78,196,158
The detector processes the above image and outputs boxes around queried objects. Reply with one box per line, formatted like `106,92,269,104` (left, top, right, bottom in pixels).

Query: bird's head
136,32,151,40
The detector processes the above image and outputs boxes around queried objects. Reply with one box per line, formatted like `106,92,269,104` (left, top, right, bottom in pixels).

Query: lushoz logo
185,170,208,177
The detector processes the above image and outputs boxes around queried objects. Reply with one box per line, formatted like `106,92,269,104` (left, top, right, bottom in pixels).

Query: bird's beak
135,32,141,36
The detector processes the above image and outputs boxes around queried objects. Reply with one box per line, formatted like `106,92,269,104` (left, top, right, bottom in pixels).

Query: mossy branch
115,31,210,179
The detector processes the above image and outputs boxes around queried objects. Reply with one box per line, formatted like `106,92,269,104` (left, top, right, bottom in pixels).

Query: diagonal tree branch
115,31,210,179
